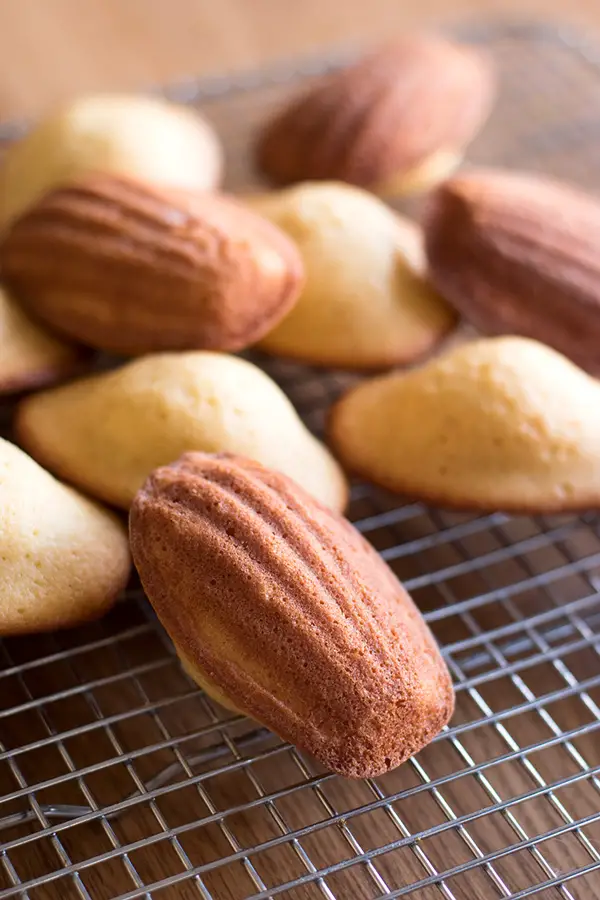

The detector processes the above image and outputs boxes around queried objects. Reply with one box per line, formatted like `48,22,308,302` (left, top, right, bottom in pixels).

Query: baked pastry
0,93,222,227
329,336,600,513
247,182,456,369
424,168,600,374
0,173,304,355
0,285,83,394
129,451,454,777
256,35,494,195
16,351,348,512
0,437,130,634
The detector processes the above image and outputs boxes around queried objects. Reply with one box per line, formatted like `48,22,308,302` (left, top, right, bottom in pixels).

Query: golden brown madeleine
248,182,456,369
130,452,454,778
256,35,495,194
330,336,600,513
0,437,130,635
0,93,223,228
0,173,304,355
424,169,600,374
0,286,85,394
16,351,348,512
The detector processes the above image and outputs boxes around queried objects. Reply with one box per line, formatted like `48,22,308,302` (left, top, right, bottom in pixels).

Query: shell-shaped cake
424,169,600,373
247,182,456,369
0,437,130,635
256,35,495,195
0,93,223,227
0,173,304,356
129,451,454,778
16,351,348,512
0,286,84,394
330,336,600,513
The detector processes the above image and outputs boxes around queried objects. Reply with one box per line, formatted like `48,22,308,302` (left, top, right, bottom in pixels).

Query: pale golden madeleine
0,93,222,227
16,351,348,512
248,182,456,369
330,336,600,513
0,286,83,394
130,452,454,778
0,438,130,634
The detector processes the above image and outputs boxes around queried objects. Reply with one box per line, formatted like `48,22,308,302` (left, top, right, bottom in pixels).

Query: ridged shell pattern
424,169,600,373
130,452,454,778
0,173,303,355
257,36,494,189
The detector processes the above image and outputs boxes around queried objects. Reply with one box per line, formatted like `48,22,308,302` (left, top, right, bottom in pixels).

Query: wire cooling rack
1,19,600,900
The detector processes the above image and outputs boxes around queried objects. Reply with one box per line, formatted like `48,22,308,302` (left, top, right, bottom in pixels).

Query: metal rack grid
1,20,600,900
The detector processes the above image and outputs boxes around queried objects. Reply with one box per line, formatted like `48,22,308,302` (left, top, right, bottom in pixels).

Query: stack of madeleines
1,31,599,778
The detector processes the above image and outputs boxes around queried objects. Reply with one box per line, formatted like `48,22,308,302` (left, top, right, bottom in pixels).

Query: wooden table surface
0,0,598,120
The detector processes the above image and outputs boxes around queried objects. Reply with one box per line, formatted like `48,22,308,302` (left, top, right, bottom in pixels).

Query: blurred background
0,0,597,120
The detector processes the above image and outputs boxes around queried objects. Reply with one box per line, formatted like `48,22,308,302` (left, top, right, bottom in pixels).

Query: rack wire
1,20,600,900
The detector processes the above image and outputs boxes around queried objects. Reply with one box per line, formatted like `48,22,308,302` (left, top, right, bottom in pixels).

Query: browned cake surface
0,173,304,355
256,35,494,188
423,168,600,373
129,451,454,778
